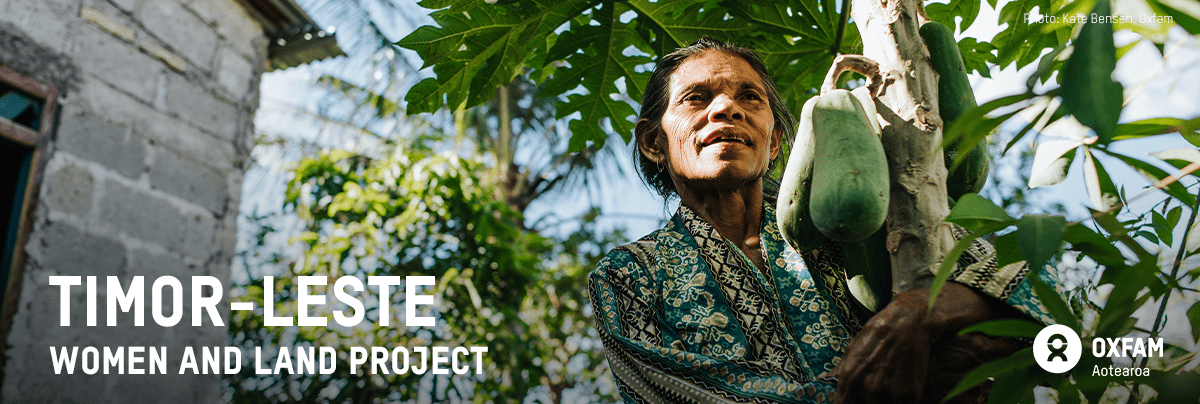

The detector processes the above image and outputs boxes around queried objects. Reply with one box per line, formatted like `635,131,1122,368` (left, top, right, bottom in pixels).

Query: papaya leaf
958,37,997,78
720,0,840,42
544,4,650,147
627,0,750,50
397,0,597,113
1061,0,1123,144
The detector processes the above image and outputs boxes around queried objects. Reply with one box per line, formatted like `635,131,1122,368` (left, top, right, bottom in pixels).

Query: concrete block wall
0,0,268,401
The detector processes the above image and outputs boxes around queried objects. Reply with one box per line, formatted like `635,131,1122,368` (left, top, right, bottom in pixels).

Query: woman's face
653,50,781,193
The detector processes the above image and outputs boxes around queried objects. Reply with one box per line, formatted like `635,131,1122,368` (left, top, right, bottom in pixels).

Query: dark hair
634,36,796,198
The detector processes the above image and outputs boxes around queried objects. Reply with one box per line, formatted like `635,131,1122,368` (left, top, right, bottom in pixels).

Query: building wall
0,0,266,401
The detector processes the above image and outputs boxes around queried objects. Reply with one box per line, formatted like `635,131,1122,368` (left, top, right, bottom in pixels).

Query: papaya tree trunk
851,0,955,293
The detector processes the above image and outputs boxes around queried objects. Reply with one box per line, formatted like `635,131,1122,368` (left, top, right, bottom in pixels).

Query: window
0,65,58,337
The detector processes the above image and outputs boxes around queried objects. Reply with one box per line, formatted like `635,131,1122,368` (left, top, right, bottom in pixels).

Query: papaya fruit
777,96,828,253
850,86,881,137
841,226,892,313
808,89,890,243
920,21,990,199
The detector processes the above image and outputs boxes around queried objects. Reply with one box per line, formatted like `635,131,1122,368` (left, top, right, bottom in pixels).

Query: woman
589,37,1053,403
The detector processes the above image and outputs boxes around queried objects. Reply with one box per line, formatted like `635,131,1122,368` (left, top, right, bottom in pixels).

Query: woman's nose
708,94,743,122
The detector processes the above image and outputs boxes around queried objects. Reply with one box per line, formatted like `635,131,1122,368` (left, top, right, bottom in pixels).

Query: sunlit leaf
1082,149,1121,210
1151,148,1200,176
1028,139,1080,188
1115,117,1200,141
1151,0,1200,34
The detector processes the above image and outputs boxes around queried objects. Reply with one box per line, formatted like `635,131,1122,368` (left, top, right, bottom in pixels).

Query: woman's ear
769,125,784,161
636,119,666,164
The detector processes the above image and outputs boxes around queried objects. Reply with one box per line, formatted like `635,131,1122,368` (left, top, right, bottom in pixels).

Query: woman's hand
832,282,1015,404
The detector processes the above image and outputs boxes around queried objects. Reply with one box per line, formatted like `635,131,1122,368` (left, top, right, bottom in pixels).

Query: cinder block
109,0,143,13
45,161,95,216
135,0,217,69
56,111,146,179
6,278,89,345
216,47,255,97
181,211,218,261
150,148,228,215
32,221,126,278
110,373,213,403
99,180,186,250
65,84,237,172
70,22,160,103
0,0,77,52
163,75,240,140
186,0,264,59
13,345,108,403
127,249,190,278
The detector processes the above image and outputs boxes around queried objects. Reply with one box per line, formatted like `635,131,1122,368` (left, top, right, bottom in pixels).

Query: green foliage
230,146,621,402
397,0,860,151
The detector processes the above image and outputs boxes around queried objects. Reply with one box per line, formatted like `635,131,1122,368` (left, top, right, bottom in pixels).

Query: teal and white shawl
589,197,1054,403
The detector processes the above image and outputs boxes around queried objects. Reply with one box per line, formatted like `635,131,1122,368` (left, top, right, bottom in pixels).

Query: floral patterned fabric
589,195,1055,403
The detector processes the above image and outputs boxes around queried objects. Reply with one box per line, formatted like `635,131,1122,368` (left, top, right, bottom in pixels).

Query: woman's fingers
834,298,932,404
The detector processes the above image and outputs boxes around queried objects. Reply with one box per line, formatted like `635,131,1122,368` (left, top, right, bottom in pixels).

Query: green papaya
850,86,881,137
920,21,990,199
841,227,892,313
808,89,890,243
945,142,989,199
777,96,828,253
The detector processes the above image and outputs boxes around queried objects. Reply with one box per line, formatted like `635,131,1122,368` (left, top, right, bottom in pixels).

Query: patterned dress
588,196,1054,403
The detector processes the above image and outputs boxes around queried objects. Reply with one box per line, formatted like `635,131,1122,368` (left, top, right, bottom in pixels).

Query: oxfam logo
1034,324,1082,373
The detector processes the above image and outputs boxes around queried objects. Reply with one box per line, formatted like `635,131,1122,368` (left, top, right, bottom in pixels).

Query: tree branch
852,0,953,293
